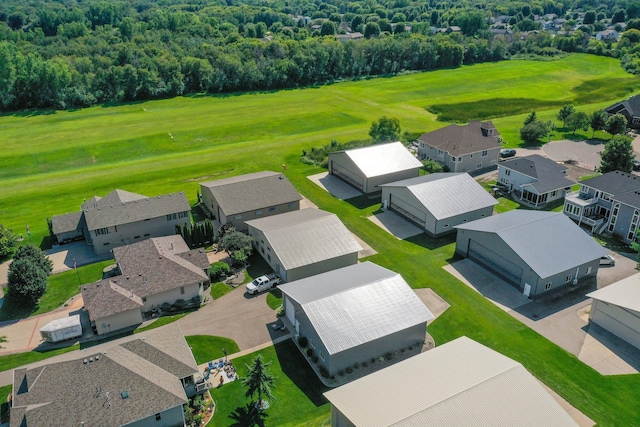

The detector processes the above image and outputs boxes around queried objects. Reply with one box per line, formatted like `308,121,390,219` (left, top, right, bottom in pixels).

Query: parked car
599,254,615,266
245,273,281,295
633,159,640,171
500,149,516,158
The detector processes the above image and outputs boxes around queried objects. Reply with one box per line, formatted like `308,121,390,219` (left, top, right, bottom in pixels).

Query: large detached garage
328,142,422,194
587,273,640,350
455,211,607,298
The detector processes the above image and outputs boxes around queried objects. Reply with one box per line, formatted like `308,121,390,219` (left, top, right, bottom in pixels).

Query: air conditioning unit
572,278,578,286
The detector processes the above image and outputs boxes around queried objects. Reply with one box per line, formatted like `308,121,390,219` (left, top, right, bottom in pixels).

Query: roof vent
95,355,100,361
89,357,94,362
121,391,129,399
83,359,88,364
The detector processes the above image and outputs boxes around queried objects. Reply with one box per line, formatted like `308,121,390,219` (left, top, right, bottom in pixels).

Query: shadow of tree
228,402,267,427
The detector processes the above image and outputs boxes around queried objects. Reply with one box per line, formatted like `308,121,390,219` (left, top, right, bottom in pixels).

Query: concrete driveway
307,172,362,200
368,210,424,240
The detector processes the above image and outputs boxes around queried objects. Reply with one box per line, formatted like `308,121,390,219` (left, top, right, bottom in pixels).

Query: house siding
94,307,143,336
433,206,494,236
590,300,640,350
124,404,186,427
610,203,638,244
497,167,534,191
419,145,499,173
143,282,202,312
533,259,599,297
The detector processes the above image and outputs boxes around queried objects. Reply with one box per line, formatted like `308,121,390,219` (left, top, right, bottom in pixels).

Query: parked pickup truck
245,274,281,295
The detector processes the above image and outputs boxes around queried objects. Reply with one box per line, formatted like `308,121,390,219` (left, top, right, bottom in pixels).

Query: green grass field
185,335,240,365
2,53,640,426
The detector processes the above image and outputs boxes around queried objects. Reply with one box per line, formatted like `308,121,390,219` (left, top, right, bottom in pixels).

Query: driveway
368,210,424,240
307,172,362,200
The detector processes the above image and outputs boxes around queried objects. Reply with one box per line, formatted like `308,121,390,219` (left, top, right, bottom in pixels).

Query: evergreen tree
523,111,537,126
242,354,276,410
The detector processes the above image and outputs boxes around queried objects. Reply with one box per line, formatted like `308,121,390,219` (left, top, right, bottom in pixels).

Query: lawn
185,335,240,365
0,344,79,372
134,313,188,333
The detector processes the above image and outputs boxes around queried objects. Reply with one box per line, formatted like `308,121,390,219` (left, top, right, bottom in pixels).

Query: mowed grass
185,335,240,365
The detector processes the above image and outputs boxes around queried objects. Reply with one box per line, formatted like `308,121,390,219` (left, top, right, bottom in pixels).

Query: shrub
362,361,368,368
422,158,444,173
311,355,318,363
306,348,314,357
298,336,308,347
338,370,344,376
319,366,329,377
209,262,230,281
354,362,359,369
346,366,353,374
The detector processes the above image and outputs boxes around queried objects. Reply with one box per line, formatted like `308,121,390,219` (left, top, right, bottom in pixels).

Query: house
246,209,362,282
498,154,574,208
336,32,364,42
605,94,640,129
81,235,209,335
564,171,640,244
417,121,501,174
586,273,640,350
51,189,191,255
328,142,422,194
278,262,434,379
380,173,497,236
11,324,200,427
323,336,579,427
596,29,619,42
200,171,302,232
455,211,607,298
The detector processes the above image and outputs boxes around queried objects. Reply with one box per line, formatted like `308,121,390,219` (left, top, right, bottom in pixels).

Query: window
234,214,242,220
545,282,551,290
476,163,482,169
256,210,263,215
94,227,109,236
145,218,151,221
470,153,473,158
261,247,264,254
155,413,162,421
458,156,462,162
437,149,444,156
505,169,511,176
565,274,572,282
166,213,177,221
134,235,140,239
634,117,640,125
551,190,557,197
180,287,185,295
144,233,150,237
288,202,296,208
481,150,488,157
269,207,276,212
451,156,456,162
429,145,434,150
268,254,271,261
142,297,147,302
443,224,449,228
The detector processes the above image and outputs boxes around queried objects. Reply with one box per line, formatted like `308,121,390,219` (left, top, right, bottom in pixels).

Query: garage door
591,302,640,350
468,240,523,285
278,264,287,282
389,194,426,227
285,297,295,327
331,160,364,191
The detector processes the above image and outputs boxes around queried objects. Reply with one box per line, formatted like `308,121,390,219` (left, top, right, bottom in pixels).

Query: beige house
200,171,302,232
82,235,209,335
51,189,191,255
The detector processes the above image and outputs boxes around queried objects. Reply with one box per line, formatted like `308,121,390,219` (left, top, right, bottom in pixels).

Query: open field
1,54,640,425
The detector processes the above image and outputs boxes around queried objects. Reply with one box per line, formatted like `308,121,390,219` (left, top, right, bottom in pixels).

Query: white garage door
389,194,426,227
285,297,295,327
591,302,640,350
331,160,364,191
468,240,523,285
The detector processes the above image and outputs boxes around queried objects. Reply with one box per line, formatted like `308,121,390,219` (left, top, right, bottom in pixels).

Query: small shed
39,315,83,343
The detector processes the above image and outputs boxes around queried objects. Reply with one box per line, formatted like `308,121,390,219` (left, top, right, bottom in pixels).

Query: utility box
40,315,83,343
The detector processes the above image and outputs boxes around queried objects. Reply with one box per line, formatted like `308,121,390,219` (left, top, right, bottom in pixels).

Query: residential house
498,154,574,208
380,173,497,236
455,211,607,298
279,262,434,379
417,121,501,174
200,171,302,232
82,235,209,335
587,272,640,350
605,94,640,129
246,209,362,282
564,171,640,244
323,336,579,427
336,32,364,42
11,324,200,427
596,29,619,42
51,189,191,255
328,142,422,194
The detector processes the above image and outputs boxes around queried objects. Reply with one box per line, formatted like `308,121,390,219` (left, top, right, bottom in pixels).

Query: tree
606,113,628,135
523,111,537,126
583,10,596,25
219,231,253,257
7,258,48,304
242,354,276,410
565,111,589,135
520,121,549,144
320,21,336,36
0,224,18,260
557,104,575,128
369,116,401,142
364,22,380,38
13,245,53,275
600,134,635,173
590,110,608,137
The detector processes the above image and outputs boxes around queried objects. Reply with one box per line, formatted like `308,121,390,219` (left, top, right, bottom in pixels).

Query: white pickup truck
245,273,281,295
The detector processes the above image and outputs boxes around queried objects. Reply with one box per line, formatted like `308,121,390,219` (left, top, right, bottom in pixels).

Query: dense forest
1,0,640,111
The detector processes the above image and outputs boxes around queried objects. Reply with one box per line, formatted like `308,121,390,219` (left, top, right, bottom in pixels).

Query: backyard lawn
185,336,240,365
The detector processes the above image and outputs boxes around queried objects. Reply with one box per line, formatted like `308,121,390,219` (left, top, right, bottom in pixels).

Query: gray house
279,261,434,379
380,173,497,236
564,171,640,244
82,235,209,335
200,171,302,232
455,211,607,298
246,209,362,282
605,94,640,129
11,324,200,427
498,155,574,208
324,336,579,427
328,142,422,194
587,273,640,350
51,189,191,255
417,121,501,173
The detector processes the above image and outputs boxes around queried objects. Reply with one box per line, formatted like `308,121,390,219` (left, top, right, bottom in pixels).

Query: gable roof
418,121,501,156
51,211,84,234
245,209,362,270
323,336,578,427
587,272,640,313
331,142,422,178
606,94,640,117
279,262,434,355
455,211,607,278
381,173,497,220
200,171,301,215
500,154,574,193
581,171,640,208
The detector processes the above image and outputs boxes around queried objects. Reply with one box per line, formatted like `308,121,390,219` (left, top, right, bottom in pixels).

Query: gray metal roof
51,211,83,234
333,142,422,178
587,272,640,313
417,121,501,156
200,171,302,215
381,173,497,220
500,155,574,194
279,262,434,355
245,209,362,270
323,336,579,427
455,211,607,278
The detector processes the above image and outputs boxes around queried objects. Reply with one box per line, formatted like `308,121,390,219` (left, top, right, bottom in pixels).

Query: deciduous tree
606,113,628,135
600,134,635,173
565,111,589,135
7,258,48,305
557,104,575,128
369,116,401,142
590,110,608,137
0,224,18,260
13,245,53,275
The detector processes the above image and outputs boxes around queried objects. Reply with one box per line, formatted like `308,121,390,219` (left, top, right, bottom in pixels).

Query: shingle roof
380,173,497,220
279,262,434,355
245,209,362,270
581,171,640,208
455,211,607,278
501,154,574,194
323,336,578,427
51,211,84,235
200,171,301,215
606,94,640,116
418,121,501,156
332,142,423,178
587,272,640,313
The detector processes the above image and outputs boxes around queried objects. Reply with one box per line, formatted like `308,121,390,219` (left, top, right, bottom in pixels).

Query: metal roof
279,262,434,355
245,209,362,270
500,155,574,194
587,272,640,313
323,336,578,427
333,142,422,178
380,173,497,220
455,211,607,278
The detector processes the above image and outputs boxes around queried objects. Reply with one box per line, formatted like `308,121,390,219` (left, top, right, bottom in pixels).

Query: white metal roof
587,272,640,313
39,315,81,332
324,336,579,427
245,209,362,270
338,142,422,178
381,173,497,220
